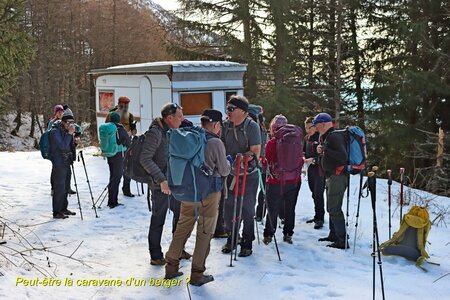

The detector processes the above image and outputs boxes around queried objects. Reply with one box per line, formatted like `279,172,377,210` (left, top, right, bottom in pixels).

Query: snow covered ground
0,148,449,300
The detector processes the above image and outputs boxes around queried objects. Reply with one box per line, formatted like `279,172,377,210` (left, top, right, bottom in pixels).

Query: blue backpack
336,126,367,174
39,130,51,160
167,127,221,205
99,123,126,157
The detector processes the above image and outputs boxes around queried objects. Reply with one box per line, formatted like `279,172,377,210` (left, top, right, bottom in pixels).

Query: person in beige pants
165,109,230,286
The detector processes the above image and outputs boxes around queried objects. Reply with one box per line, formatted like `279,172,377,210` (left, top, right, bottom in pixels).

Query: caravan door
139,77,153,133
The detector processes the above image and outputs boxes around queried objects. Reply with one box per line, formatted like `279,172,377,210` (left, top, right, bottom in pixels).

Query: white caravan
91,61,247,134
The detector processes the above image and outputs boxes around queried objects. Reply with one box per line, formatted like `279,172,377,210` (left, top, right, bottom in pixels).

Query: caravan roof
90,61,247,75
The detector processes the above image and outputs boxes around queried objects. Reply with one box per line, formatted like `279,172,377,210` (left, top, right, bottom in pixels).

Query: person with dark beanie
106,112,131,208
303,116,325,229
49,107,80,219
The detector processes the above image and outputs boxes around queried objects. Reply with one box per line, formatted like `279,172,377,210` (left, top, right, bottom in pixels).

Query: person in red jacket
262,115,304,245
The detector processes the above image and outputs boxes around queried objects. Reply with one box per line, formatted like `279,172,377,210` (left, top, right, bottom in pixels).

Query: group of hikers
45,95,351,287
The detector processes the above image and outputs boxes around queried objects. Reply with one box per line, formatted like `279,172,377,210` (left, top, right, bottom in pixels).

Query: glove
226,155,234,166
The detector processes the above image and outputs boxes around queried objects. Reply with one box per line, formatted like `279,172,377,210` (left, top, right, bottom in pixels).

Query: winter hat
270,114,288,133
61,108,75,122
118,96,131,104
227,96,249,112
312,113,332,125
53,104,64,114
201,109,223,125
110,111,121,124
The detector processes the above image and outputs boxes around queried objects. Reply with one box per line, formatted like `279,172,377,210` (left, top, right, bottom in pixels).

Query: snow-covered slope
0,148,449,299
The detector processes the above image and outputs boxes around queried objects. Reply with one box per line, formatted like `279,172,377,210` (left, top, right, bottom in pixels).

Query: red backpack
271,124,304,182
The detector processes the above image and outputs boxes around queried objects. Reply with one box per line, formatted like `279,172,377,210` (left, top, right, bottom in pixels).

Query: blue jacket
49,121,75,167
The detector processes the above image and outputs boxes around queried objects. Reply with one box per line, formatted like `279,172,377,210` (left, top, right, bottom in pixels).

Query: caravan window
99,90,114,112
180,92,212,116
225,91,237,106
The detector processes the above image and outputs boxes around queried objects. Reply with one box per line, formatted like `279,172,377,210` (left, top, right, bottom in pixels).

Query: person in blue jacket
49,108,80,219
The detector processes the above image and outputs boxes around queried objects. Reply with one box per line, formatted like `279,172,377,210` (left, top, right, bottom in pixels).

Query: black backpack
124,133,155,185
247,104,268,153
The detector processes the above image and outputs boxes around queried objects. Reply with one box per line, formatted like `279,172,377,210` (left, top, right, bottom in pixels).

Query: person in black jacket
107,112,131,208
140,103,191,266
49,108,80,219
314,113,349,249
303,116,325,229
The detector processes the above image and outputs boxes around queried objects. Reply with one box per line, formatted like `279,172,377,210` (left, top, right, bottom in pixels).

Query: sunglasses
226,106,237,112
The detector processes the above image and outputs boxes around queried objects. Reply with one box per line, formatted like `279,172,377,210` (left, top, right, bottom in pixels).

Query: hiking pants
224,173,258,250
148,190,180,260
122,173,132,194
325,174,348,242
263,182,301,237
165,191,221,281
51,164,71,214
214,191,226,235
107,153,124,206
307,165,325,221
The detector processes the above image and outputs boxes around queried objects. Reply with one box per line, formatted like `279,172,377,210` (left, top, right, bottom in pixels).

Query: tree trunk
334,0,342,126
11,110,22,136
349,6,364,129
241,0,257,100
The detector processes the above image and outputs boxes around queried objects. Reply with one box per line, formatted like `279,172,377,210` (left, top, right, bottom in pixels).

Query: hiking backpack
270,124,304,182
167,127,221,204
123,133,155,184
329,126,367,174
248,104,268,151
39,130,51,160
380,206,432,270
99,123,126,157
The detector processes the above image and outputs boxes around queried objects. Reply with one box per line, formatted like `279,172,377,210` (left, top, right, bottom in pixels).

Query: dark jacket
114,123,131,150
320,127,348,177
49,121,75,167
140,118,169,188
304,132,320,160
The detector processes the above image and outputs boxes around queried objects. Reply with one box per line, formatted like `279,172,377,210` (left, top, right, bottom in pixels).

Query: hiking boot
53,212,68,219
150,258,166,266
326,240,350,250
255,216,262,222
63,209,76,216
179,250,192,260
221,243,235,254
314,220,324,229
318,235,337,242
164,271,183,279
263,236,272,245
238,248,252,257
123,191,135,197
283,234,293,244
306,218,316,224
69,188,76,195
190,275,214,287
108,203,124,209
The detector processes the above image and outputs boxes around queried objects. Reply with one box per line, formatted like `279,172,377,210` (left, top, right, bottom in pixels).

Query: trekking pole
141,183,144,195
368,166,385,300
345,172,350,251
257,166,281,261
97,188,109,208
255,216,260,245
78,151,98,218
234,155,250,261
93,184,107,208
229,153,242,267
387,169,392,239
352,169,365,253
399,167,405,223
70,164,83,220
136,181,141,196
